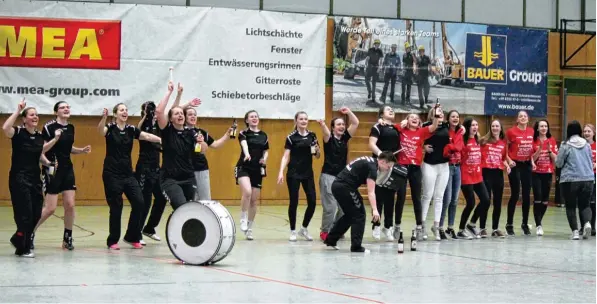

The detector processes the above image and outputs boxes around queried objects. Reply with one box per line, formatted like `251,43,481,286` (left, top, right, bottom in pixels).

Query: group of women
3,81,596,258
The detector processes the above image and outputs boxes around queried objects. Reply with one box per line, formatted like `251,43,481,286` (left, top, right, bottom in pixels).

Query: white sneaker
289,230,297,242
245,229,254,241
536,226,544,236
372,226,381,240
139,239,147,246
583,223,592,240
142,232,161,241
240,219,248,232
382,227,395,241
572,230,580,240
299,227,313,241
431,226,441,241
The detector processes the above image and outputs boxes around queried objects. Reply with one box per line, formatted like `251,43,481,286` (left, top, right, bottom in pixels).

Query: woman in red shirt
530,119,558,236
457,118,490,239
439,110,464,240
583,123,595,236
505,110,534,236
475,119,510,238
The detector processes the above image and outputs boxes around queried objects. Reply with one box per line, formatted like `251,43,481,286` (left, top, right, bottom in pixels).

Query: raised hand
54,129,62,139
177,83,183,94
189,98,201,107
167,81,174,92
18,98,26,111
102,108,108,117
339,107,350,114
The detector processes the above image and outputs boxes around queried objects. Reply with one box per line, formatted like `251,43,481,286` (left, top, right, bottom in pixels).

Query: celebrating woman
34,101,91,251
530,119,557,236
97,104,161,250
505,110,534,236
583,123,596,236
478,119,509,238
277,111,320,242
3,99,60,257
236,110,270,240
317,107,359,241
439,110,464,240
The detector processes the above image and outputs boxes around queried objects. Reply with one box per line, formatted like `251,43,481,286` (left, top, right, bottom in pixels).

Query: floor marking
341,273,391,284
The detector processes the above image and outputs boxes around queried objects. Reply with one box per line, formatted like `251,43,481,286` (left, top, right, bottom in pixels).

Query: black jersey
422,121,450,164
336,156,378,189
236,128,269,170
284,130,318,178
191,127,215,172
42,120,75,167
137,118,161,169
369,123,400,158
10,126,44,177
160,123,197,180
103,123,141,177
321,132,352,176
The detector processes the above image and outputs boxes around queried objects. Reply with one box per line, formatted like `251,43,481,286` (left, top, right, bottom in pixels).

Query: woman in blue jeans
439,110,463,240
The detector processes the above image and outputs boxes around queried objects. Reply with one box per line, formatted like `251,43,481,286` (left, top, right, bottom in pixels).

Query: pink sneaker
108,244,120,250
124,241,143,249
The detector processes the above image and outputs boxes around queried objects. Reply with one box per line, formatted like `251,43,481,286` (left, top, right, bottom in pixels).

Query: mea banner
0,0,326,119
468,27,548,117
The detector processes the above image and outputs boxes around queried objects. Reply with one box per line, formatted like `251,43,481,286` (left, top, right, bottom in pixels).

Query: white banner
0,0,327,119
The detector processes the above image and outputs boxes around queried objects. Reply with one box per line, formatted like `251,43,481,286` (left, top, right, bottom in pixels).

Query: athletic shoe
439,228,448,240
592,229,596,236
30,233,35,250
393,225,401,240
245,229,254,241
372,226,381,240
299,227,313,241
16,251,35,258
457,230,473,240
289,231,297,242
124,240,143,249
320,231,328,241
466,224,480,239
63,237,74,251
108,244,120,250
521,224,532,236
492,229,506,238
536,226,544,236
240,219,248,232
431,226,441,241
583,223,592,240
572,230,580,240
505,225,515,236
139,239,147,246
142,232,161,241
382,227,395,241
446,228,458,239
479,229,488,238
350,246,370,253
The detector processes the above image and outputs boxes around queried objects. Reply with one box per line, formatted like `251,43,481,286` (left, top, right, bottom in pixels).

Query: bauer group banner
0,0,327,119
331,17,548,117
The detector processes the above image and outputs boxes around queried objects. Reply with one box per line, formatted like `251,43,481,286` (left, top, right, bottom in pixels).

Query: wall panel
548,32,595,77
400,0,461,22
464,0,523,26
559,0,583,30
263,0,329,14
526,0,557,29
114,0,186,6
189,0,259,10
586,0,596,32
332,0,397,19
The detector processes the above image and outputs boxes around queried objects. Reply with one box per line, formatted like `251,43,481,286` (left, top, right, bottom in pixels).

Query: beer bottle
397,231,404,253
260,163,267,177
310,140,317,155
229,119,237,139
410,229,417,251
194,142,202,153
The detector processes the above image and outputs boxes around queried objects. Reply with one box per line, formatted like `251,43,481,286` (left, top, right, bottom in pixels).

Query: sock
64,229,72,239
241,211,248,220
248,221,253,229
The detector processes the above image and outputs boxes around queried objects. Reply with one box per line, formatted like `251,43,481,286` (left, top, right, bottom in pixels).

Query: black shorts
235,166,263,189
42,165,77,195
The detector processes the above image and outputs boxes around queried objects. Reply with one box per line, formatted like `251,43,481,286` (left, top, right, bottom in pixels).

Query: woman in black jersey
277,111,320,242
136,101,167,244
155,82,205,209
98,104,161,250
236,110,269,240
317,107,359,241
368,105,401,241
34,101,91,251
2,99,60,257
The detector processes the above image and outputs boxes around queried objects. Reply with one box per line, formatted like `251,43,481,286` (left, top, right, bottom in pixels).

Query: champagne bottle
397,231,404,253
310,140,317,155
410,229,417,251
260,163,267,177
229,119,237,139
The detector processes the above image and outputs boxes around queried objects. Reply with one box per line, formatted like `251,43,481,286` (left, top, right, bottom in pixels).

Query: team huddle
3,81,596,257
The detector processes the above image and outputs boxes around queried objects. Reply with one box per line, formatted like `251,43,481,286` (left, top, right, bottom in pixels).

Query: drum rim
210,204,236,264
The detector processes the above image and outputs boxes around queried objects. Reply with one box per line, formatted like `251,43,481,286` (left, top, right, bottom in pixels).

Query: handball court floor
0,204,595,303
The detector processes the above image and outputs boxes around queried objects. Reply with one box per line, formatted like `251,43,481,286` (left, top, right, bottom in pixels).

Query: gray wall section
28,0,595,31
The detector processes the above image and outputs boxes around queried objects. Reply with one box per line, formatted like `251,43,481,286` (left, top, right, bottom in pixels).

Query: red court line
74,248,385,304
341,273,391,284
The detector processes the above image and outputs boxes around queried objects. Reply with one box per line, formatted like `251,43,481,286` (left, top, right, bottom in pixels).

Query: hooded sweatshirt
555,135,595,183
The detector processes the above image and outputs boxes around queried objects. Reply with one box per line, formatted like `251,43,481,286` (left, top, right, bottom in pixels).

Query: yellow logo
473,35,499,67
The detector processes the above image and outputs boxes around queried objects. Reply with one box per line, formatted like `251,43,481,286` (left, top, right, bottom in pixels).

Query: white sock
248,221,253,229
241,211,248,220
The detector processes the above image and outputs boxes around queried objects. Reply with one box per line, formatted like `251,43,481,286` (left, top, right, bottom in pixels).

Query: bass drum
166,200,236,266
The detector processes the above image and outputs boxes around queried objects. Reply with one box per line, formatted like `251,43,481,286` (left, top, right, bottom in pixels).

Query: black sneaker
446,228,458,239
592,229,596,236
439,228,448,240
466,224,479,238
350,246,370,253
63,237,74,251
505,225,515,236
30,233,35,250
521,224,531,236
457,230,473,240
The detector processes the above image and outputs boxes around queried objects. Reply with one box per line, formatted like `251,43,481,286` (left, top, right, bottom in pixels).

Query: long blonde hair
480,119,505,145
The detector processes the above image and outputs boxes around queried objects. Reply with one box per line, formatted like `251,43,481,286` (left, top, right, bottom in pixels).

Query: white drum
166,200,236,266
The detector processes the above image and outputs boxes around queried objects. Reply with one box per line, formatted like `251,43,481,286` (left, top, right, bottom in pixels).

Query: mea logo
464,33,507,85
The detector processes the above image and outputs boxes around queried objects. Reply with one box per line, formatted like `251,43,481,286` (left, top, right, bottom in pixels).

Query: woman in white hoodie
555,120,595,240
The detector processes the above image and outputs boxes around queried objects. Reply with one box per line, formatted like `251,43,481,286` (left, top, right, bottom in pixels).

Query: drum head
166,202,223,266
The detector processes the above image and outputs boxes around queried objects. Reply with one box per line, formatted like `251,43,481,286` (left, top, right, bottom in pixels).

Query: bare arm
428,116,440,133
262,150,269,163
366,178,380,222
209,129,232,149
71,146,91,154
97,109,108,136
369,137,381,156
137,111,147,129
171,83,183,108
240,139,250,160
344,108,360,137
43,133,62,153
277,149,291,184
318,120,331,143
139,131,161,143
2,98,26,138
39,154,51,166
156,82,175,130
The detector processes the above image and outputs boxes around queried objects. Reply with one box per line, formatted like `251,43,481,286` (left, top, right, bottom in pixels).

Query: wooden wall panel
548,32,596,78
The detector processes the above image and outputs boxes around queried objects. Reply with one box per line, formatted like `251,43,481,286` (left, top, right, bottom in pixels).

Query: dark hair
53,101,67,113
183,107,196,118
330,117,345,131
168,106,184,121
446,110,461,130
244,110,259,127
480,119,504,144
533,119,552,141
294,111,307,130
378,151,396,163
141,101,156,117
566,120,583,141
377,105,391,118
111,103,126,123
463,117,479,144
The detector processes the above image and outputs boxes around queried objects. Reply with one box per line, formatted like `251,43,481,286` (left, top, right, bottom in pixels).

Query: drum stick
169,67,174,82
393,148,404,155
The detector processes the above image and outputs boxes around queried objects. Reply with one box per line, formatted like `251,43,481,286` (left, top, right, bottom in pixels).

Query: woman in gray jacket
556,121,595,240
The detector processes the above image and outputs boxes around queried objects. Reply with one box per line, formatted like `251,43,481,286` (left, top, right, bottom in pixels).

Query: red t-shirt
461,137,483,185
443,128,464,164
532,137,558,174
481,139,507,170
394,124,433,166
506,126,534,161
591,142,596,173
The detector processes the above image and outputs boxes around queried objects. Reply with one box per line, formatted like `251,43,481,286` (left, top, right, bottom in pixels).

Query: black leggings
326,181,366,250
136,167,167,235
103,174,145,246
592,176,596,231
395,165,423,226
372,186,398,229
532,172,552,227
460,182,490,230
287,174,316,231
507,161,532,226
161,177,196,210
561,181,593,231
9,174,43,254
481,168,504,230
